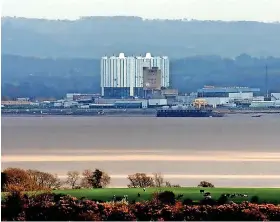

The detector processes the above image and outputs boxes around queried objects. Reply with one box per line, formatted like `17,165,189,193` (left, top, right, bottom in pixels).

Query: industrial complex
2,52,280,114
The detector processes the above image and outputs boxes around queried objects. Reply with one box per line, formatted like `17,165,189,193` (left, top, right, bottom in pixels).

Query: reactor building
100,53,169,98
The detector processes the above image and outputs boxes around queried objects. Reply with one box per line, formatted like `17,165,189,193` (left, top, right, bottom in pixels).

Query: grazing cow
137,193,141,197
200,190,205,194
243,194,248,197
143,188,146,192
230,194,236,198
204,192,211,196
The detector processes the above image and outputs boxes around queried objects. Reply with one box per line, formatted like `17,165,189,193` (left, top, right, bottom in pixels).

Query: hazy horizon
2,0,280,22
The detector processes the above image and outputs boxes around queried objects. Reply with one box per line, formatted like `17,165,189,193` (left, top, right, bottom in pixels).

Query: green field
53,187,280,204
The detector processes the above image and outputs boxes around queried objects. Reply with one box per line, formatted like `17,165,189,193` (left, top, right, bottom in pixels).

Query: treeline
2,54,280,98
1,168,187,192
2,16,280,58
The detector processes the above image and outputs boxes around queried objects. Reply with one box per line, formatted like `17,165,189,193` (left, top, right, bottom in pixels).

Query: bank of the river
2,108,280,117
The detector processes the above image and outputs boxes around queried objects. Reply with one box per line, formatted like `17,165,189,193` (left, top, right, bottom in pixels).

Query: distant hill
2,54,280,98
2,16,280,58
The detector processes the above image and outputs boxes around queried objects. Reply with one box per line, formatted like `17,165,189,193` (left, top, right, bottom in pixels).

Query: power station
100,53,169,98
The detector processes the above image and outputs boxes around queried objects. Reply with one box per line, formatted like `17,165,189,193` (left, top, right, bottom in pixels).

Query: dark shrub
176,194,184,200
115,196,123,201
2,191,25,220
182,198,193,205
1,172,7,191
157,191,176,205
217,194,229,205
2,192,280,221
251,195,259,203
53,193,67,202
106,210,135,221
200,197,216,205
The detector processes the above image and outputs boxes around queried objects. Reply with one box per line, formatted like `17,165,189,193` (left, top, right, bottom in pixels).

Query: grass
53,187,280,204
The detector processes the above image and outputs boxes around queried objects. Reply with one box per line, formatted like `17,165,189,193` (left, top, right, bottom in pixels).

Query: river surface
2,115,280,187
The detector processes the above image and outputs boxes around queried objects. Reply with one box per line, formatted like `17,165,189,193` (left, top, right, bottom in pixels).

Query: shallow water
2,115,280,187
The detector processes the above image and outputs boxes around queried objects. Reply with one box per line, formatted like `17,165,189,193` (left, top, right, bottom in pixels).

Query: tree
26,170,45,189
198,181,215,188
100,171,111,188
153,173,164,187
2,168,61,192
165,181,181,188
3,168,36,191
80,169,92,188
66,171,80,189
27,170,61,189
90,169,103,188
127,173,154,188
81,169,110,188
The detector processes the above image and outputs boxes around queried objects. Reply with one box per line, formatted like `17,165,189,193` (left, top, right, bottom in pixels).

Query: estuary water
2,115,280,187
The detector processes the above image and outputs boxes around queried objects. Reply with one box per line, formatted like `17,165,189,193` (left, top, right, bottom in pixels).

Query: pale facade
101,53,169,97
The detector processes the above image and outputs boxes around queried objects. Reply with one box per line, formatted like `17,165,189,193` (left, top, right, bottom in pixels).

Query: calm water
2,115,280,187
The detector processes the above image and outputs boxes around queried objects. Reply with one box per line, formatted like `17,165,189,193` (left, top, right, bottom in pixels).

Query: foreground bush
2,192,280,221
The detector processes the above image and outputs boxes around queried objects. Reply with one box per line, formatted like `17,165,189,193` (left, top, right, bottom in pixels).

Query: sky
1,0,280,22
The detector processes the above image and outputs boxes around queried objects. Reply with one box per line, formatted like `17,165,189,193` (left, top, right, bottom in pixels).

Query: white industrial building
271,93,280,101
196,86,261,107
100,53,169,98
249,101,279,108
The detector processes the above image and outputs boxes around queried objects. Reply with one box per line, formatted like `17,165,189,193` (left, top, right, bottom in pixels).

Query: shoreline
2,108,280,117
1,113,280,118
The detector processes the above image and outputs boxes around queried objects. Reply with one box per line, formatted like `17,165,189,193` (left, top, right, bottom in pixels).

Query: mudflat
2,116,280,187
